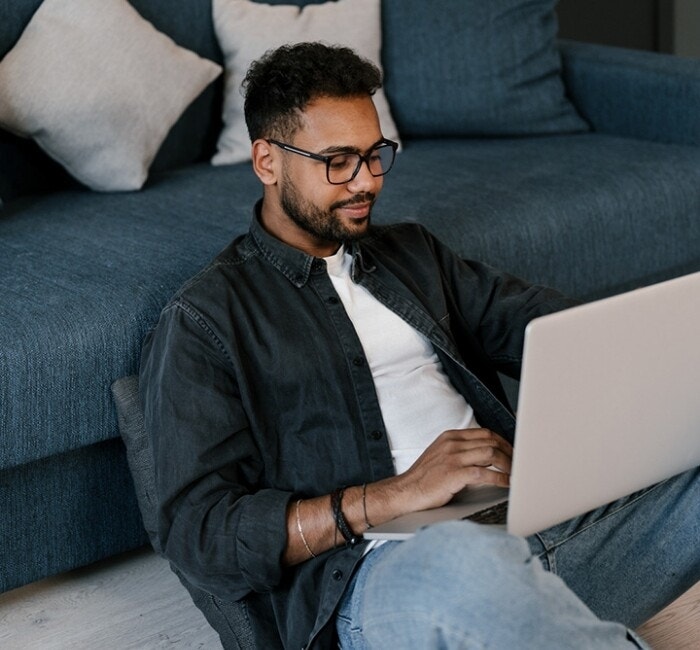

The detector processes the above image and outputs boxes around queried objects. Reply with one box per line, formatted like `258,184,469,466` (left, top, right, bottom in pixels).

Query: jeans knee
353,522,642,650
365,521,535,614
414,520,532,575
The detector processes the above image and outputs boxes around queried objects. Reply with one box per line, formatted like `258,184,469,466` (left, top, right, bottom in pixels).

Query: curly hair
243,42,383,142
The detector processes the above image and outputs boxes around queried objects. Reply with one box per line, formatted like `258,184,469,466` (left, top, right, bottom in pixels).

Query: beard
280,170,375,245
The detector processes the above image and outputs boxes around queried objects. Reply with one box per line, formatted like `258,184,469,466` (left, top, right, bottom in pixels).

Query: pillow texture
381,0,589,137
111,375,162,554
211,0,400,166
0,0,222,192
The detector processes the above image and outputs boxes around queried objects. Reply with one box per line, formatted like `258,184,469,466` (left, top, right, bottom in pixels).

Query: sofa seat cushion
0,163,259,471
3,134,699,469
375,135,700,298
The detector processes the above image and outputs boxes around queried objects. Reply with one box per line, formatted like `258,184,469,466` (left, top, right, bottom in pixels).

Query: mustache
330,193,376,211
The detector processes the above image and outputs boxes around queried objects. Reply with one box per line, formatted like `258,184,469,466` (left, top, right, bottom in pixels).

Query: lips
332,193,375,219
339,202,371,219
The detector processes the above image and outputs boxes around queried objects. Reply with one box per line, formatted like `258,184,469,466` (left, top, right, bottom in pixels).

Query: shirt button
327,296,339,305
369,430,383,441
353,356,365,367
332,569,344,581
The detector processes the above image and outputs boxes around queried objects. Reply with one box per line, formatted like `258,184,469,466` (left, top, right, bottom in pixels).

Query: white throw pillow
0,0,222,192
211,0,401,166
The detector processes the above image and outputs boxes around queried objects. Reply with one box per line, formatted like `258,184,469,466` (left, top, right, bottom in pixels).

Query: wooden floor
0,546,698,649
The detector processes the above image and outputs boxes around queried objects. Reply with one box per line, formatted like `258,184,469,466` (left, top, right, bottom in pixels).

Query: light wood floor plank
0,548,221,649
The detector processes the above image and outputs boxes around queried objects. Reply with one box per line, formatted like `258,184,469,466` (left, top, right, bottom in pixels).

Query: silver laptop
366,271,700,541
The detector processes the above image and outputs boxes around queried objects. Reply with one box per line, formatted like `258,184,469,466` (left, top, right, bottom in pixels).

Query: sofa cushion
0,0,222,192
3,135,700,471
381,0,589,137
0,162,255,471
376,136,700,298
211,0,400,165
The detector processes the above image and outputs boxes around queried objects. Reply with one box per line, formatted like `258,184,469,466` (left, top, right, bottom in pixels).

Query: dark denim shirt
139,209,577,649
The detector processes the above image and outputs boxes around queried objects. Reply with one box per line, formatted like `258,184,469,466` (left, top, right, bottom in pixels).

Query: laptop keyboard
463,500,509,525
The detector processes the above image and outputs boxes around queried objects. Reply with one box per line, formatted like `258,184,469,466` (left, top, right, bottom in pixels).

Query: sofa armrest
559,40,700,146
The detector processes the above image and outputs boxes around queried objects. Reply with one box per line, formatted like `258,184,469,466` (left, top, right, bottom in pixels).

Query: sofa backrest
0,0,225,200
1,0,585,201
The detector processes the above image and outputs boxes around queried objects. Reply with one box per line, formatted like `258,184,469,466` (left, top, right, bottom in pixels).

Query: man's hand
283,428,512,566
394,428,512,513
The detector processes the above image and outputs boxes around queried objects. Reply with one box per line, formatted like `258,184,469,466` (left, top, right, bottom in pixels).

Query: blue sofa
2,0,700,597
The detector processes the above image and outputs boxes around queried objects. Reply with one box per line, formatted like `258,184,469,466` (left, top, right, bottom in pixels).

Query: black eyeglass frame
267,138,399,185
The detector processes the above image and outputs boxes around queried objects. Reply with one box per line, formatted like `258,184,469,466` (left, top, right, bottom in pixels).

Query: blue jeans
337,467,700,649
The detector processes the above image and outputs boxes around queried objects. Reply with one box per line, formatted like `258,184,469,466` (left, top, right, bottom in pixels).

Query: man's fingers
462,464,511,488
441,428,513,460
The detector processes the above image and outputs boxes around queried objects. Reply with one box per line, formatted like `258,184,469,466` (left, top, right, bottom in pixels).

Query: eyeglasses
267,138,398,185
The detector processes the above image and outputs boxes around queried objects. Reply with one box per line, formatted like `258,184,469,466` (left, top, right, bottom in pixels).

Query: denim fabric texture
337,529,648,649
112,374,255,649
336,468,700,649
139,209,578,648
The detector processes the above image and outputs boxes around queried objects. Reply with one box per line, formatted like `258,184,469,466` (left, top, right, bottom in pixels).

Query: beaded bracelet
331,487,363,547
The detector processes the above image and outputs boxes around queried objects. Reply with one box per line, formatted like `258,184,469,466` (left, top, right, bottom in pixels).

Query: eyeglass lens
327,144,395,184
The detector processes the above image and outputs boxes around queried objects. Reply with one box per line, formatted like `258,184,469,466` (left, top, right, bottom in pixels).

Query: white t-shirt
325,247,479,474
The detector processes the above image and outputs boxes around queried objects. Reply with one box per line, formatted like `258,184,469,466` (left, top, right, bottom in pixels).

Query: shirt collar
249,201,315,288
249,201,376,287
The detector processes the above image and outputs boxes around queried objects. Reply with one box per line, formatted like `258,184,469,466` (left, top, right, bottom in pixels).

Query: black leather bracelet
331,487,363,547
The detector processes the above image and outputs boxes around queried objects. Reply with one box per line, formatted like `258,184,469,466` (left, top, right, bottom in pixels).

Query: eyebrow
317,139,385,156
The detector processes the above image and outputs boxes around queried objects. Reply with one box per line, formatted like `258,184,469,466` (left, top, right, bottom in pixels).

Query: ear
251,139,278,186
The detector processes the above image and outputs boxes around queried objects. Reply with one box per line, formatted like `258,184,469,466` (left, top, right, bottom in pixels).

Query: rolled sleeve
237,488,293,592
140,299,291,600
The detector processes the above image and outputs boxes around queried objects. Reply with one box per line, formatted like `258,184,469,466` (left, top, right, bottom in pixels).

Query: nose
346,158,382,194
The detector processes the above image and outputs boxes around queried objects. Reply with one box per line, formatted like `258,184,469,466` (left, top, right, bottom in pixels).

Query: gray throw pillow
0,0,221,192
211,0,400,166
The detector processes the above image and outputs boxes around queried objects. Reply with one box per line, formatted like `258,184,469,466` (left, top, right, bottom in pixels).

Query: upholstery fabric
0,163,253,471
0,131,78,201
0,439,147,593
560,40,700,146
381,0,589,137
0,0,223,196
377,135,700,298
211,0,400,165
4,134,700,471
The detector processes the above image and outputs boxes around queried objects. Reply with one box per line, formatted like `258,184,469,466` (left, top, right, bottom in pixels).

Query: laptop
365,271,700,541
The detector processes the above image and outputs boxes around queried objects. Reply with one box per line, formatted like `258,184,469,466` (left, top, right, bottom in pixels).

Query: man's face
262,95,386,257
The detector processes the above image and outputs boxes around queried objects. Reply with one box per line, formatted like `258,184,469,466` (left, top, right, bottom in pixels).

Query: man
140,43,699,649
